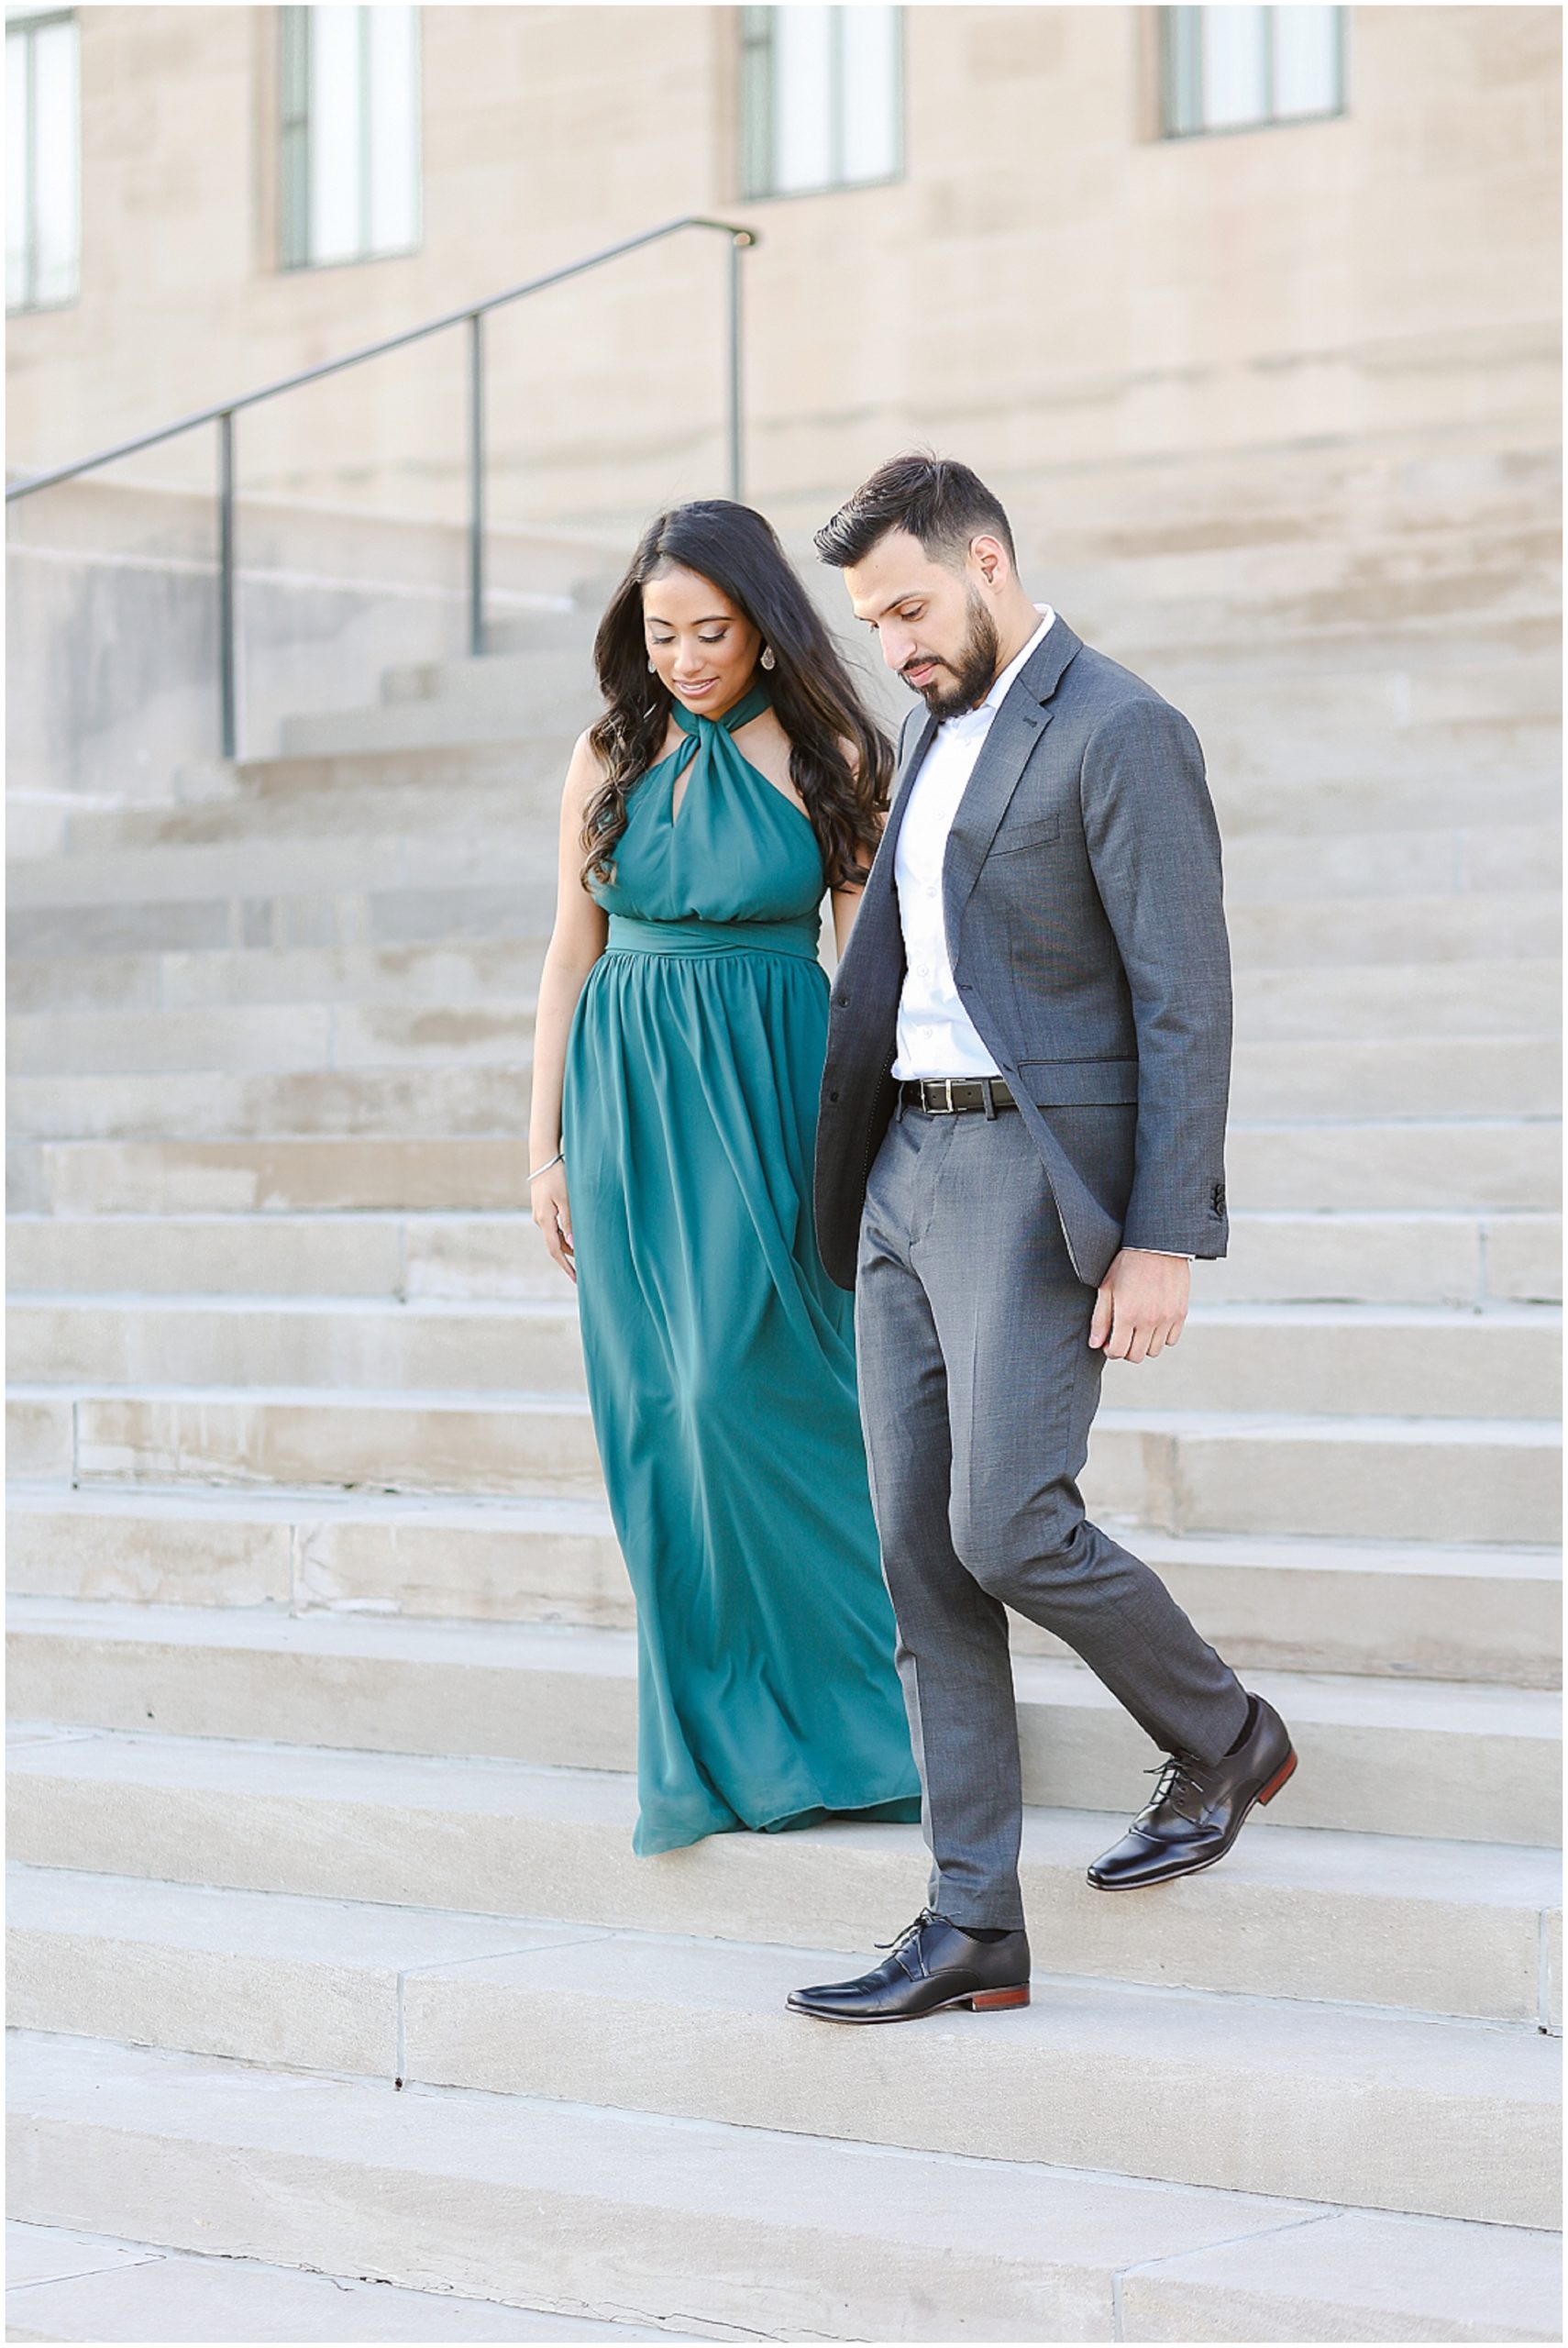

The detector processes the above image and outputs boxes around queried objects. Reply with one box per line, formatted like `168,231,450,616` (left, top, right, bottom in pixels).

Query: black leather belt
900,1076,1017,1116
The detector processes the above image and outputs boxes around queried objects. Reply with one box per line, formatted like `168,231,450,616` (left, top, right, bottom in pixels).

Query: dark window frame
278,2,422,274
739,4,904,204
1161,5,1346,140
6,5,80,316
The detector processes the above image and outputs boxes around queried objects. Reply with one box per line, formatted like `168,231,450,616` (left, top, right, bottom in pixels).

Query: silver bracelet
529,1150,564,1182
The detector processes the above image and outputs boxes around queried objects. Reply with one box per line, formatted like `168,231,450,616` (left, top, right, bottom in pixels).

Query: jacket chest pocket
988,810,1061,858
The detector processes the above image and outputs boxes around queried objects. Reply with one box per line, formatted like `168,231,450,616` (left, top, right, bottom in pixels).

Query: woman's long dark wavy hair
581,501,894,895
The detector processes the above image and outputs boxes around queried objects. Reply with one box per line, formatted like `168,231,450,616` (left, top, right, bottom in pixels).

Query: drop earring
647,659,657,673
760,647,776,671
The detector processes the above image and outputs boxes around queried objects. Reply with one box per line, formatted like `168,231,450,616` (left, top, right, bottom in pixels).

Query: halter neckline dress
561,683,920,1855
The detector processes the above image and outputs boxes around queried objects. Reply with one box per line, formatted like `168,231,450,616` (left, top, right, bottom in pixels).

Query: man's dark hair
813,452,1016,572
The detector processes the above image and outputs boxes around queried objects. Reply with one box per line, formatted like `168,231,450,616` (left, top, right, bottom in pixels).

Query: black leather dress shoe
787,1911,1031,2023
1087,1693,1297,1890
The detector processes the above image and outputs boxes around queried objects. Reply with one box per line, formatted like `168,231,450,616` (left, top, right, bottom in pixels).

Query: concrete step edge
9,1863,1557,2056
8,1600,1561,1735
7,1478,1554,1575
8,1383,1560,1439
1,2220,682,2344
17,2031,1559,2340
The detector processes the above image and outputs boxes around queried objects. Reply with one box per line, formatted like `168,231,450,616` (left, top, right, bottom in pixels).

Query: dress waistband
605,914,820,961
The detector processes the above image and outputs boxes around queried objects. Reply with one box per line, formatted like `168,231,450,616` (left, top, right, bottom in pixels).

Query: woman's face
642,562,764,722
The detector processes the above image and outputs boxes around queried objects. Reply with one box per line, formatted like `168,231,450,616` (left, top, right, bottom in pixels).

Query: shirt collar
941,604,1055,733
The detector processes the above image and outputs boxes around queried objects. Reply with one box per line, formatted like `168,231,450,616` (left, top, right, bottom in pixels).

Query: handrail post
217,409,237,761
726,235,744,503
468,311,485,659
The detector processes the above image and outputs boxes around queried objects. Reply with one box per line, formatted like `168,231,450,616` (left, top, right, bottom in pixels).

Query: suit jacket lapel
943,619,1080,947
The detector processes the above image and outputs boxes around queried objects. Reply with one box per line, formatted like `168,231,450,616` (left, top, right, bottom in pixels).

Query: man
789,454,1296,2026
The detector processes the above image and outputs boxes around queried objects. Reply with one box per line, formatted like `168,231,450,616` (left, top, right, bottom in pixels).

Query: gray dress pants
854,1100,1251,1928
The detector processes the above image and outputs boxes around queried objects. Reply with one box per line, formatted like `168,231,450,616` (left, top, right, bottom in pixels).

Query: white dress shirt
892,607,1055,1080
890,605,1191,1262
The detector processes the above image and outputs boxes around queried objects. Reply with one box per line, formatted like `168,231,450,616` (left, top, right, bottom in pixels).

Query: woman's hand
531,1159,576,1283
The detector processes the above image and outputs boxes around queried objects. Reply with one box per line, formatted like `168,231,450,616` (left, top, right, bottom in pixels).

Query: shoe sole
1085,1747,1299,1893
785,1983,1031,2024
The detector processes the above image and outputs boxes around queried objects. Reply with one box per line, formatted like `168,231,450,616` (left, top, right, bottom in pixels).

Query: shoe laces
1145,1752,1209,1823
875,1908,937,1958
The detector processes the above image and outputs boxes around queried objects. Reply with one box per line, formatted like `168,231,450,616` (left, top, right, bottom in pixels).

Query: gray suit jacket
813,616,1231,1290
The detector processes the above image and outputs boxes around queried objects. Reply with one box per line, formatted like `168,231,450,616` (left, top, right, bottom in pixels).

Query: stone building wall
7,5,1560,541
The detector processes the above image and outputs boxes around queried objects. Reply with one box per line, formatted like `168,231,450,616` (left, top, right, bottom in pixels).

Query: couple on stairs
527,452,1297,2026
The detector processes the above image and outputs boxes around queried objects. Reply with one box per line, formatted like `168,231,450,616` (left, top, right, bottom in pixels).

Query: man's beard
907,592,1000,720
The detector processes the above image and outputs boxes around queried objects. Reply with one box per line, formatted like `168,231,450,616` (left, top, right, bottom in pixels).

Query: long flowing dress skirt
563,934,921,1855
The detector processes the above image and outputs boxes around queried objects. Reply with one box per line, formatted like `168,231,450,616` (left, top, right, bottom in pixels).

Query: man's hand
1088,1248,1189,1362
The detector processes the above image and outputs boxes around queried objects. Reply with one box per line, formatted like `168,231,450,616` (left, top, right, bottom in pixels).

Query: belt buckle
927,1078,956,1114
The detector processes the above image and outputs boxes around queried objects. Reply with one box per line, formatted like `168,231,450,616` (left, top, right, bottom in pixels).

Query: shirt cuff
1129,1248,1194,1260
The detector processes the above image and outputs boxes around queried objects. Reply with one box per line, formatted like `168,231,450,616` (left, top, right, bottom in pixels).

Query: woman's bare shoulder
562,726,609,811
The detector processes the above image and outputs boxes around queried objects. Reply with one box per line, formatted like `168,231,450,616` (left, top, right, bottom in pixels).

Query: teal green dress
561,684,921,1855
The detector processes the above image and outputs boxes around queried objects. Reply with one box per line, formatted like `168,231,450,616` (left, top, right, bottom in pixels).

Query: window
740,6,901,200
6,6,80,313
280,4,420,269
1163,6,1342,138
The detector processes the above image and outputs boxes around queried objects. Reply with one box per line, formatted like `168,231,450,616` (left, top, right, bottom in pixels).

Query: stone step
7,1062,536,1143
4,2221,673,2343
7,1202,1558,1308
9,962,1562,1074
5,1382,603,1496
12,1116,1560,1223
8,1484,1559,1687
1233,958,1560,1040
6,880,560,964
8,1041,1562,1142
1209,760,1560,840
6,1875,1559,2226
1195,711,1561,797
1202,1208,1562,1306
10,1137,535,1216
1231,1036,1559,1119
6,1001,540,1079
2,1213,570,1302
280,653,597,756
6,1716,1562,2023
1230,1117,1561,1213
16,2035,1556,2344
1222,825,1561,904
6,1295,587,1396
1227,892,1559,967
55,738,580,852
8,1605,1560,1844
6,832,559,913
6,940,557,1015
12,1379,1557,1544
8,1293,1562,1421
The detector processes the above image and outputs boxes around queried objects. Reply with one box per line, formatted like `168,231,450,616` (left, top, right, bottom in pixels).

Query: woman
528,500,921,1855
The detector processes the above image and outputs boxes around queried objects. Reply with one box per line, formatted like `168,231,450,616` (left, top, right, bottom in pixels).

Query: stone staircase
6,468,1563,2341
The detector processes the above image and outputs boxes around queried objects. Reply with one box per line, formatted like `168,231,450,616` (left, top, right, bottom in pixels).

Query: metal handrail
6,212,758,758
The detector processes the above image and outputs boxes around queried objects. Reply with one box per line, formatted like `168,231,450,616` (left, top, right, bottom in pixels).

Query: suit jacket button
828,1090,840,1102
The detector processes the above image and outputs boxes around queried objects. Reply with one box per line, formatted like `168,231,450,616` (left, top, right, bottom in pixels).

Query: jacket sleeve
1077,694,1231,1259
